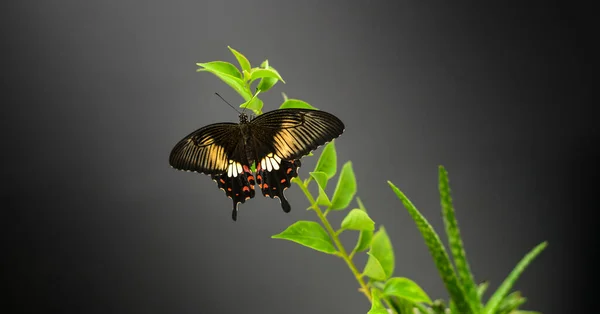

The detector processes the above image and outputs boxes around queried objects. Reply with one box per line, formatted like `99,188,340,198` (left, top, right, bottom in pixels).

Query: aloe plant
195,47,547,314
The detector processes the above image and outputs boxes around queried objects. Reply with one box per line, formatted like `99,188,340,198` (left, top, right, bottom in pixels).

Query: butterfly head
239,113,249,124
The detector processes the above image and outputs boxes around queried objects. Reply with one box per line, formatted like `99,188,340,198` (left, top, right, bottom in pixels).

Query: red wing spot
280,178,286,183
257,165,262,171
250,185,255,190
286,168,293,174
247,175,254,181
263,183,268,189
257,175,262,181
243,165,250,172
219,178,225,184
227,188,232,191
272,187,276,190
236,193,239,196
242,186,250,192
265,193,270,197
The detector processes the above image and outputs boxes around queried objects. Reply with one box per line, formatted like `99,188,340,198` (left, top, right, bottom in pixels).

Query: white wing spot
259,153,281,172
227,160,243,177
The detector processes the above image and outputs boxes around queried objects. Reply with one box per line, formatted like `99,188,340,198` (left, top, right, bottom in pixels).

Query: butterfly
169,108,345,220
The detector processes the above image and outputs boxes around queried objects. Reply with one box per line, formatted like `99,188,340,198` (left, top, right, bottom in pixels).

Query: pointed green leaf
438,166,481,312
197,66,252,101
309,171,329,190
256,59,279,92
240,96,264,115
383,277,432,305
197,61,242,79
366,226,394,280
497,291,527,314
477,281,490,299
330,161,357,210
279,99,318,110
313,141,336,179
281,92,289,101
353,198,374,253
341,209,375,231
272,221,337,254
483,241,547,314
227,46,251,73
363,252,387,281
368,289,388,314
250,67,285,83
388,181,472,314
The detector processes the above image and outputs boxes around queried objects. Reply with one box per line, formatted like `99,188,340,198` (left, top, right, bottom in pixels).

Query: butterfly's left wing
248,109,345,213
169,123,256,220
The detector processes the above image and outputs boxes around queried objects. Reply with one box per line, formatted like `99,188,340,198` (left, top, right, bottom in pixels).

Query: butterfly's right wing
169,123,256,220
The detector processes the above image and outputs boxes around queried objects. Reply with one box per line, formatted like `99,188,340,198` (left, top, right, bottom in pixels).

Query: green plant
196,47,548,314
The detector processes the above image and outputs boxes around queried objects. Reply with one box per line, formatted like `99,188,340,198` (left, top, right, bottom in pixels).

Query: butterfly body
170,108,344,220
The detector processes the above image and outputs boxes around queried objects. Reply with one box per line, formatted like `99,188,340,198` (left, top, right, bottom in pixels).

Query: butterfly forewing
249,109,345,161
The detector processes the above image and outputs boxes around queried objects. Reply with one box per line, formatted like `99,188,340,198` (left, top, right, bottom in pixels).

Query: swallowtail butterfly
169,108,344,220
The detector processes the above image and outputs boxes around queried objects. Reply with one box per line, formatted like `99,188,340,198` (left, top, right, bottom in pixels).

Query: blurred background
2,1,594,313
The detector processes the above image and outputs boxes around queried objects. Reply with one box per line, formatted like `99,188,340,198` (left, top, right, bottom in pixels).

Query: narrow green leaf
383,277,433,305
387,181,472,314
477,281,490,299
313,141,336,179
363,252,387,281
365,226,394,280
196,61,242,79
368,289,389,314
353,197,374,253
279,99,318,110
309,171,329,191
438,166,480,312
282,92,289,101
483,241,548,314
272,221,337,254
227,46,251,74
197,68,252,101
496,291,526,314
341,209,375,231
330,161,357,210
250,67,285,83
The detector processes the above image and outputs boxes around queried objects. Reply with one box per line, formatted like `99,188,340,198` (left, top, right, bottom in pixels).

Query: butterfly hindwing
211,161,256,221
255,156,301,213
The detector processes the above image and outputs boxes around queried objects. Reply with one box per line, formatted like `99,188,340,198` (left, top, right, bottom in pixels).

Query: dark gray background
2,1,594,313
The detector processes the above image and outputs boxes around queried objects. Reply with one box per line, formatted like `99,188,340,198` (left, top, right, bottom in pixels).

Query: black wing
169,123,256,220
248,109,344,214
249,108,345,160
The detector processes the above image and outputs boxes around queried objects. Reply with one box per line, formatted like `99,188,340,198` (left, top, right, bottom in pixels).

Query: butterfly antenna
215,93,241,114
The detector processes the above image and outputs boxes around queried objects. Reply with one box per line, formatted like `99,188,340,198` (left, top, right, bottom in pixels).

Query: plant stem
293,178,372,302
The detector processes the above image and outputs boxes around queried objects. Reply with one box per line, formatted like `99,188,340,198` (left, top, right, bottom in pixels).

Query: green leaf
196,61,242,79
272,221,337,254
483,241,548,314
341,209,375,231
330,161,357,210
279,99,318,110
197,66,252,101
282,92,289,101
309,171,329,191
477,281,489,299
363,252,387,281
388,297,417,314
240,96,264,115
313,141,337,179
388,181,472,314
383,277,432,305
365,226,394,280
438,166,481,312
368,289,389,314
250,67,285,83
353,197,374,253
227,46,251,74
256,59,279,92
496,291,527,314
